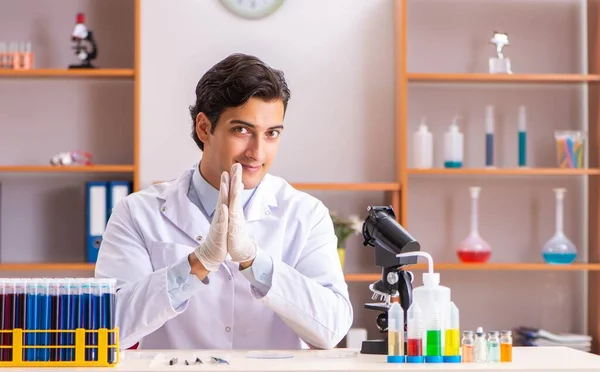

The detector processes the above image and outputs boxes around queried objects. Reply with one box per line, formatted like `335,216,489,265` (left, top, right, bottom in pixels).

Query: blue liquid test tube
49,279,60,362
37,279,51,362
24,278,38,362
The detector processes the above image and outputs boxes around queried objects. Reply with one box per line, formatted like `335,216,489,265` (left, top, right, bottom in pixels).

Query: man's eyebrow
230,120,284,130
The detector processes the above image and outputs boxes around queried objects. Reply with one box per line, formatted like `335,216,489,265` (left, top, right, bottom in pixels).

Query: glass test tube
387,301,404,363
461,331,474,362
0,279,6,362
500,330,512,362
487,331,500,362
425,308,443,363
405,302,424,363
37,279,51,362
443,301,461,363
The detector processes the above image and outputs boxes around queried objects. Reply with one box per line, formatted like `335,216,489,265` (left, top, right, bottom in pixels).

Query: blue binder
86,182,108,263
106,181,132,221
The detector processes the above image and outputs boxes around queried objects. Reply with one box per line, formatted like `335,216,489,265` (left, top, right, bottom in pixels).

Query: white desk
2,347,600,371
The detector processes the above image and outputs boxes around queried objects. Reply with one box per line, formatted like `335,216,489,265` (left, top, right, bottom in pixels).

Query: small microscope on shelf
359,205,420,355
68,12,98,69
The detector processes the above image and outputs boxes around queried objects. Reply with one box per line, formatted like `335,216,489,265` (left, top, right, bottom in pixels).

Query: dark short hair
189,53,291,151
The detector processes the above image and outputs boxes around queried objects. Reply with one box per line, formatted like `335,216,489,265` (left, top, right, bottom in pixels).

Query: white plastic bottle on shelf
396,251,451,360
444,116,464,168
413,117,433,169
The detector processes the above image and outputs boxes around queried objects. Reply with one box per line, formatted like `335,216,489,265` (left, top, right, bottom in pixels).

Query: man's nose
245,137,265,162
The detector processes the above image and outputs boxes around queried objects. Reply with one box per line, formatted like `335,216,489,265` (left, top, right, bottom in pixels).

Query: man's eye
233,127,248,134
267,130,280,139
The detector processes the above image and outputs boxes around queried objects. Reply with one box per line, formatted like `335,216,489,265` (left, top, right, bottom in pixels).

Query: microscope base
360,336,408,355
68,64,96,69
360,339,387,355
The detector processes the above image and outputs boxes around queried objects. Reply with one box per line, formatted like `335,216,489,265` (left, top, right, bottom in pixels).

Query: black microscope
359,205,420,355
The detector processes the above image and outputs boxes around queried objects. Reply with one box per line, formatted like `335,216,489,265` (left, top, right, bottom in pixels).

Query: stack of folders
85,181,132,263
514,326,592,352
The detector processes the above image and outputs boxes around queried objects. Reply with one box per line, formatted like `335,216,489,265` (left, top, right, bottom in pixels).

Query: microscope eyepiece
362,205,420,265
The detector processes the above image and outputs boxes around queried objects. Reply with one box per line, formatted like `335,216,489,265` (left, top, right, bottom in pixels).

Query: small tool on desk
211,356,229,364
169,357,178,365
195,357,203,364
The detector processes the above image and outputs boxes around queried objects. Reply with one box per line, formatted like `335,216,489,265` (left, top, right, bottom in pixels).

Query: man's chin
241,172,265,189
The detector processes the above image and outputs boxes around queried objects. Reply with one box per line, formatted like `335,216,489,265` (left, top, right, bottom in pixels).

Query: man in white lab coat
95,53,353,350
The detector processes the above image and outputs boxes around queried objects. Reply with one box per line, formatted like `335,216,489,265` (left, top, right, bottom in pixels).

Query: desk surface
2,347,600,371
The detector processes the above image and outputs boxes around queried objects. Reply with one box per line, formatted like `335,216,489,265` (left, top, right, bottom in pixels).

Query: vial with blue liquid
542,188,577,264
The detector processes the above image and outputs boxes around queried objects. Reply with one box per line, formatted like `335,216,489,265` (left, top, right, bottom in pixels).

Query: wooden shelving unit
290,182,400,191
0,0,139,267
407,72,600,83
0,69,135,78
0,165,135,173
395,0,600,354
407,168,600,176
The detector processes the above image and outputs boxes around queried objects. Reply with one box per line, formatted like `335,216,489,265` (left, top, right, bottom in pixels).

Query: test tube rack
0,328,119,367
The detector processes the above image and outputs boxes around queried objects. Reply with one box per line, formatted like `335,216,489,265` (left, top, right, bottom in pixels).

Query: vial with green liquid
425,308,443,363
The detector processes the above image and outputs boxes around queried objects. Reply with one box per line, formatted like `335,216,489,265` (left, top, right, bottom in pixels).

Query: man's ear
196,113,212,144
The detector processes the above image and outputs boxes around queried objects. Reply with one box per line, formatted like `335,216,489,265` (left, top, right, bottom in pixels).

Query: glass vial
500,330,513,362
487,331,500,362
461,331,474,362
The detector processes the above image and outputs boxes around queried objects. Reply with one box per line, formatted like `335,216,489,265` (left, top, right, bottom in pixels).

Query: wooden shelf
0,263,95,271
406,73,600,83
0,69,135,78
345,263,600,281
0,165,135,173
407,168,600,176
291,182,400,191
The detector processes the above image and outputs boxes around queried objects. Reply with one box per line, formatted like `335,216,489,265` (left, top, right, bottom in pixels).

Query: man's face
197,97,285,189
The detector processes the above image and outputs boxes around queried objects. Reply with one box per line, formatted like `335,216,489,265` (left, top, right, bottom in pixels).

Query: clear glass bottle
500,330,513,362
487,331,500,362
542,188,577,264
461,331,474,362
457,187,492,263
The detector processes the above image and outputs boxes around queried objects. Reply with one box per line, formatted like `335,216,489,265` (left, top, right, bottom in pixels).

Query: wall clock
219,0,285,20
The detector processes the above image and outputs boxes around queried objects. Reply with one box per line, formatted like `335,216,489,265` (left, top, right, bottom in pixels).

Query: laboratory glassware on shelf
542,188,577,264
456,186,492,263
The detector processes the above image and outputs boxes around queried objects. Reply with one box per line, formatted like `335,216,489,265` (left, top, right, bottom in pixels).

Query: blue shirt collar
192,164,257,217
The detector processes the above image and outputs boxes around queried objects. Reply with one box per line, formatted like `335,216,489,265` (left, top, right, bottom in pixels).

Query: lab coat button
264,210,270,215
161,206,166,212
176,277,183,285
225,327,231,332
196,235,203,241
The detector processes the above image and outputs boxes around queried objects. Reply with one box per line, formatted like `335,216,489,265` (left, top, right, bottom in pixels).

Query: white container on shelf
413,117,433,168
444,116,464,168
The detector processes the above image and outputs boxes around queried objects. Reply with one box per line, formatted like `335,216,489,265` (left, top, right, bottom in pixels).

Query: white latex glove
194,171,230,271
227,163,258,263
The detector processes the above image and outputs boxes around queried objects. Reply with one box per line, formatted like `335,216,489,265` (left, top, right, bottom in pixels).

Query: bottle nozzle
396,251,434,274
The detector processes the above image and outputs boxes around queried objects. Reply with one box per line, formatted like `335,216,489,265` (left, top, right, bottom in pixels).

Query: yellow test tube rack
0,328,119,368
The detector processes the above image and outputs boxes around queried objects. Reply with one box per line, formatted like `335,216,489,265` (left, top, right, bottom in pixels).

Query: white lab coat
94,166,353,350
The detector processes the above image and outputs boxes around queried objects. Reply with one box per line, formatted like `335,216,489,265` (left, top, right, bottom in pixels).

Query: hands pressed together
193,163,258,272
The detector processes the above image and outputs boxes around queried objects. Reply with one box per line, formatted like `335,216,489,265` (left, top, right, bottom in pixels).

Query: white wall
139,0,590,342
140,0,395,187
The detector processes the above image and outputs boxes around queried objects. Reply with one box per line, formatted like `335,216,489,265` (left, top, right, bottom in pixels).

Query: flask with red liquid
457,186,492,263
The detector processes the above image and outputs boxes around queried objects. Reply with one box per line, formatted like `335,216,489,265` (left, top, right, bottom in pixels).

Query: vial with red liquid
457,186,492,263
405,302,424,363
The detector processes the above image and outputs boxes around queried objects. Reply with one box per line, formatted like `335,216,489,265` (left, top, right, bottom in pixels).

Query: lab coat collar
157,166,278,242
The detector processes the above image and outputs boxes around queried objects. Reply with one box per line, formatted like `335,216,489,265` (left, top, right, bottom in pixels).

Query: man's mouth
238,163,262,172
